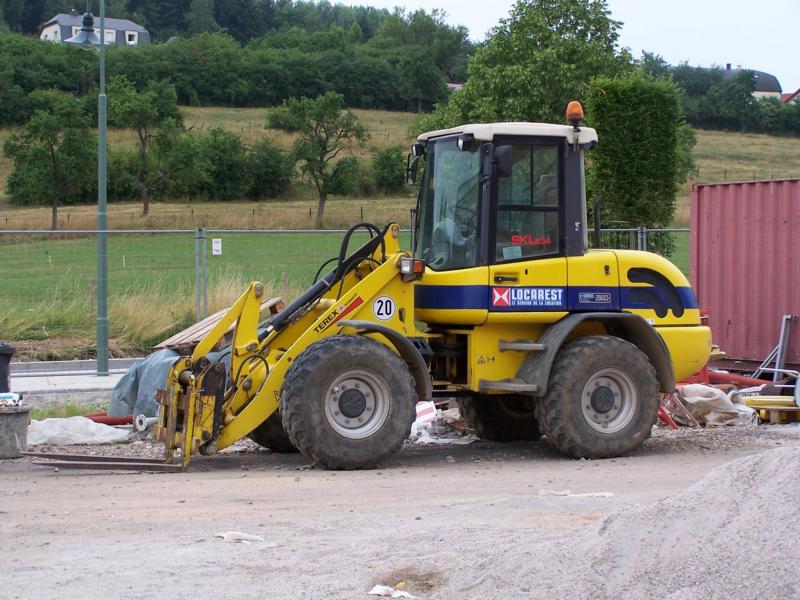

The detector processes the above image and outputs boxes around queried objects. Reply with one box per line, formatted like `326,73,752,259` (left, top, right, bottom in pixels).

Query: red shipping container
691,179,800,367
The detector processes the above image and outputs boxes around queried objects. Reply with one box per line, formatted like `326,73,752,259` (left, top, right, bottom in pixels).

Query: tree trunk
137,130,150,216
316,191,327,229
48,145,61,231
418,97,422,113
139,185,150,217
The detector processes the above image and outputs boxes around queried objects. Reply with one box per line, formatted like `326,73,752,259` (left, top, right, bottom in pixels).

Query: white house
40,13,150,46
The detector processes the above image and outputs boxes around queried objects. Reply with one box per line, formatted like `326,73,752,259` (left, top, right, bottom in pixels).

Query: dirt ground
1,425,799,600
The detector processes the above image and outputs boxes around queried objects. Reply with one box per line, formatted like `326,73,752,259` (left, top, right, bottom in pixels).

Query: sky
336,0,799,93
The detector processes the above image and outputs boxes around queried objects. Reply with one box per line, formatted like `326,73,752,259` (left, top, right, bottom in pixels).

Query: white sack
677,384,757,427
28,416,130,445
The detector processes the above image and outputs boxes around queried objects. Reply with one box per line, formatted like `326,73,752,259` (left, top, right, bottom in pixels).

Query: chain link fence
0,227,687,358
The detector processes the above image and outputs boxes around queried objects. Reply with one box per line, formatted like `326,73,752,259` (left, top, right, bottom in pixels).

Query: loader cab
413,123,598,271
412,121,599,325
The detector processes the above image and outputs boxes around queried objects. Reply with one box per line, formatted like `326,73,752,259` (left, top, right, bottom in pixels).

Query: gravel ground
26,422,798,463
2,424,799,599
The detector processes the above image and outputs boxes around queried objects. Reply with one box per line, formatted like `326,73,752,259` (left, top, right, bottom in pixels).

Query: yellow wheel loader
148,105,711,471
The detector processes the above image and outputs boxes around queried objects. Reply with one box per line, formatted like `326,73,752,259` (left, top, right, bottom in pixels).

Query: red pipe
82,410,133,425
707,370,770,388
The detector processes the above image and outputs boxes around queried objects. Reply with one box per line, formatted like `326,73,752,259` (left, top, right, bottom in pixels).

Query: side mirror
457,134,477,151
407,154,421,185
411,143,425,158
495,145,513,178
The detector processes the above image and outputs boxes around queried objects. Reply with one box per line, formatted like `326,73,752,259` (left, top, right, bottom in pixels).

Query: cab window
415,137,481,271
496,145,560,261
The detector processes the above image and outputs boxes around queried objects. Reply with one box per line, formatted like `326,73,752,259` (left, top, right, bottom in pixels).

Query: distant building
446,82,464,92
39,13,150,46
782,89,800,104
720,63,782,99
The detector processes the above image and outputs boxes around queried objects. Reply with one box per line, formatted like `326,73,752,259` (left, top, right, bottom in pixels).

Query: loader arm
155,223,416,467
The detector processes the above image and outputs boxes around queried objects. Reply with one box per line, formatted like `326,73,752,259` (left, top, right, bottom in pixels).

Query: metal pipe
202,227,208,318
96,0,108,376
194,228,201,321
135,414,158,432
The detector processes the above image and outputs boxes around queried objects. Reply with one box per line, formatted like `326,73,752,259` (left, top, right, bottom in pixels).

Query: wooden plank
155,297,285,351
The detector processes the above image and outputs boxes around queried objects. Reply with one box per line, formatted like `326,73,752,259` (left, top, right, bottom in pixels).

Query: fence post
194,228,202,321
202,227,208,319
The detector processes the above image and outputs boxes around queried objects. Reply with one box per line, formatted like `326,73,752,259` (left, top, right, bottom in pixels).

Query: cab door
487,142,569,323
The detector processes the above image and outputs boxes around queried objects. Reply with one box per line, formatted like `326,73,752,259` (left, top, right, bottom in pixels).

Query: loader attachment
28,223,398,472
152,222,407,469
153,358,227,468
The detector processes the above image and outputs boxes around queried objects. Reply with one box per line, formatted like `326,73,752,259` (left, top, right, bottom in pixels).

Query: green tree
422,0,632,130
585,75,688,247
0,63,27,124
213,0,258,42
3,90,96,230
271,92,368,227
639,51,671,79
108,75,182,215
185,0,218,34
399,48,447,112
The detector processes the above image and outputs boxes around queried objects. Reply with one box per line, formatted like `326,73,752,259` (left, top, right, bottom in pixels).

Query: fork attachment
153,358,227,468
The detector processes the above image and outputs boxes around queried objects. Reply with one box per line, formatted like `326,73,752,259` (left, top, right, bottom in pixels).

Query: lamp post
66,1,108,376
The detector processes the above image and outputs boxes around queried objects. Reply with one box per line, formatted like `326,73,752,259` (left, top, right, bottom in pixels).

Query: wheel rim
323,369,391,439
580,368,638,434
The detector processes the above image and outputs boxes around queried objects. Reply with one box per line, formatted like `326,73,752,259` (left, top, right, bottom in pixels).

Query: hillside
1,107,799,229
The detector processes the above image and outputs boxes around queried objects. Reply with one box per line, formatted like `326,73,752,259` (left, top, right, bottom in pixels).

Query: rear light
399,257,425,280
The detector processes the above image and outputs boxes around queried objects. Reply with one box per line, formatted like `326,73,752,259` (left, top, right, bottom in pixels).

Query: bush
200,128,248,200
350,158,378,197
372,145,406,193
108,148,139,202
266,105,302,131
585,74,686,255
149,127,210,200
245,138,294,199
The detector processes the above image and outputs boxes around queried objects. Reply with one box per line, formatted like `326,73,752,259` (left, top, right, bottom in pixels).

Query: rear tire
281,336,416,470
535,336,659,459
458,395,540,441
248,412,298,453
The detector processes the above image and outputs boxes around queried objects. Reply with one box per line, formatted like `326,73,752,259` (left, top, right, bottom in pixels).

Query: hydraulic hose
260,222,387,341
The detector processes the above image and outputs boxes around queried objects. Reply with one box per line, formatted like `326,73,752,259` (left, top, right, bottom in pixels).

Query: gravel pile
550,446,800,599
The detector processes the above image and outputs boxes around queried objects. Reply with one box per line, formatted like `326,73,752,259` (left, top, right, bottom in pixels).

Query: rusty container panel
691,179,800,366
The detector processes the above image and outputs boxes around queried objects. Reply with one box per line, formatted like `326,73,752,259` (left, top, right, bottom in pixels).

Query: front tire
281,336,416,470
535,336,659,459
458,395,540,441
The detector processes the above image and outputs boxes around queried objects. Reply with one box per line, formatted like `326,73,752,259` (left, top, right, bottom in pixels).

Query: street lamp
66,0,109,376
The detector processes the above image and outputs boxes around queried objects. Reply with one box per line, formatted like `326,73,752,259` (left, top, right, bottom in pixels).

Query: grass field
0,229,405,358
0,196,417,230
673,130,800,223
